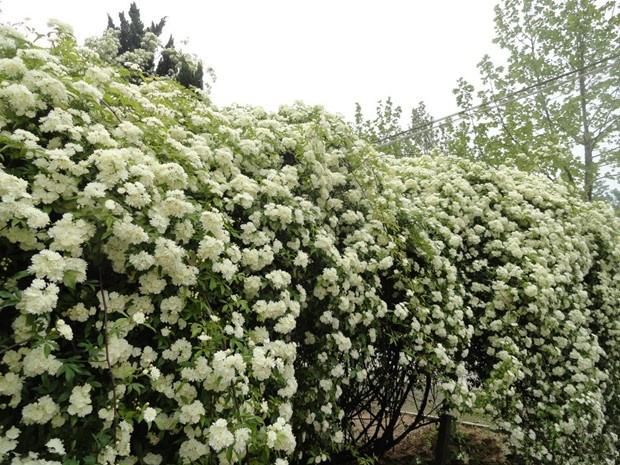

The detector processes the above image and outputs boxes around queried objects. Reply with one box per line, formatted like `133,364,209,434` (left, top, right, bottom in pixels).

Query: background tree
91,2,211,90
353,98,436,157
450,0,620,201
177,58,200,88
155,36,176,77
106,3,165,74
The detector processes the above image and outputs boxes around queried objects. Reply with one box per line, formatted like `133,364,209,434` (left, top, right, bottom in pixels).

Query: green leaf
63,270,79,289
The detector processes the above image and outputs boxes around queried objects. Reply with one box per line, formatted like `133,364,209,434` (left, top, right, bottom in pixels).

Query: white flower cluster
0,23,618,465
378,154,620,464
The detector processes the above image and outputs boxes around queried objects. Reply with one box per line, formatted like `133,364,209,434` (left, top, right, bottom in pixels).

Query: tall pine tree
126,3,144,51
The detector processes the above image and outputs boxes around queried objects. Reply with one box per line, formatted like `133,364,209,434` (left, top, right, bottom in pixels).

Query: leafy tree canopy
449,0,620,202
353,98,436,157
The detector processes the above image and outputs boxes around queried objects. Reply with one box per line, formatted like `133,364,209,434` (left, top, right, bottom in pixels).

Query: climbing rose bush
380,156,620,464
0,23,619,465
0,23,407,465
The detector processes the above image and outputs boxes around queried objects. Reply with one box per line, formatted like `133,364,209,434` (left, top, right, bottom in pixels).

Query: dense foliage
0,23,619,465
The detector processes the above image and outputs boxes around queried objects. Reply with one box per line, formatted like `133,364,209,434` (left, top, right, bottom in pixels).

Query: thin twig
98,267,118,442
101,99,123,124
0,340,28,355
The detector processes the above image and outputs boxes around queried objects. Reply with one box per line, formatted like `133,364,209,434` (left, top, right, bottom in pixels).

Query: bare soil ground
381,423,511,465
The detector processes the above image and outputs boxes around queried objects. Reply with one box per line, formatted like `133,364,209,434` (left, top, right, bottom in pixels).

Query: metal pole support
434,413,456,465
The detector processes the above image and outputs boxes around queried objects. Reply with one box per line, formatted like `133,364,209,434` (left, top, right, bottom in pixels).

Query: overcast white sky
0,0,499,123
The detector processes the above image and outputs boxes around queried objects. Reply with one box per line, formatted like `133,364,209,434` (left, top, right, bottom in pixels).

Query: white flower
73,80,103,100
148,366,161,380
321,267,338,283
179,438,208,462
264,203,293,225
46,438,66,455
0,83,38,116
22,346,62,377
17,279,59,315
21,395,59,425
378,256,393,270
65,302,93,322
253,300,287,320
162,338,192,363
179,400,205,424
47,18,74,35
233,427,251,455
0,56,26,78
0,426,20,457
208,418,234,452
266,417,296,454
40,108,74,133
524,284,537,297
293,250,309,268
332,332,352,352
251,347,275,381
93,336,133,367
0,372,23,405
122,181,151,208
394,303,408,320
48,214,95,257
114,217,149,245
85,125,116,147
139,271,167,295
28,250,66,282
67,384,92,417
274,314,296,334
143,406,157,423
266,270,292,289
55,319,73,340
129,251,156,271
212,258,238,281
113,121,143,143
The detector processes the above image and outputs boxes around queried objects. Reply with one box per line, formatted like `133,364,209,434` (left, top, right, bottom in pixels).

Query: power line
379,52,619,146
377,50,620,147
385,58,615,141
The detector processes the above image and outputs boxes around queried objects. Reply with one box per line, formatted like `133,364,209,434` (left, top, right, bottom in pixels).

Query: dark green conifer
176,59,194,88
104,3,206,89
118,12,131,54
106,14,117,30
192,61,204,89
127,2,144,51
155,36,177,77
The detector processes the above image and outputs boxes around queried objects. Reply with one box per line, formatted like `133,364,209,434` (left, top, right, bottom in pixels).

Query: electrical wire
384,58,615,143
377,50,620,147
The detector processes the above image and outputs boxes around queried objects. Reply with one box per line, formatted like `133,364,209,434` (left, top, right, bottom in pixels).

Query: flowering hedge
0,23,619,465
381,156,620,464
